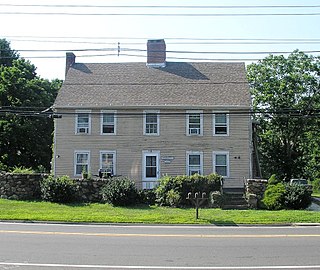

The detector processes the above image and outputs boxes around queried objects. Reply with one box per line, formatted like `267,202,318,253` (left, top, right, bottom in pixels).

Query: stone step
222,191,248,210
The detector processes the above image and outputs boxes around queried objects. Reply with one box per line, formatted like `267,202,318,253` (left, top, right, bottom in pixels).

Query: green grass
1,199,320,225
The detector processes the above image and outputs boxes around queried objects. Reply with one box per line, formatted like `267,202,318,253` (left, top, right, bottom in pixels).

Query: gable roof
54,62,251,109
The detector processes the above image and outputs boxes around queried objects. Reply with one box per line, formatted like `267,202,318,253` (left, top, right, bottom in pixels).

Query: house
53,39,252,189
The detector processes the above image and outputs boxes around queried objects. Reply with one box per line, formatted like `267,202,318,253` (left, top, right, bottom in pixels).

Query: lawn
1,199,320,225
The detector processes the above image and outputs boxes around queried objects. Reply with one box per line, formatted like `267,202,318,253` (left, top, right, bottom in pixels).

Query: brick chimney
65,52,76,76
147,39,166,67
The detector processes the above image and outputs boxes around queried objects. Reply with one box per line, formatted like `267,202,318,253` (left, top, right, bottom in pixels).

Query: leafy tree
0,38,19,66
247,51,320,180
0,39,61,171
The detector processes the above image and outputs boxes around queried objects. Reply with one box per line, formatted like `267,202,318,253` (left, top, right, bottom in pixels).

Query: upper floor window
101,111,116,135
100,151,116,176
76,111,91,134
213,113,229,136
144,110,159,135
186,110,203,136
213,151,229,177
74,151,90,176
186,151,203,176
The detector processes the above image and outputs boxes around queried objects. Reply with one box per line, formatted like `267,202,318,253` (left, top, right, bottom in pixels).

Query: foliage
137,189,156,205
0,42,62,171
40,175,78,203
247,50,320,180
262,183,286,210
155,173,222,207
0,39,19,66
284,184,312,210
10,166,34,174
100,177,138,206
312,178,320,192
268,174,282,185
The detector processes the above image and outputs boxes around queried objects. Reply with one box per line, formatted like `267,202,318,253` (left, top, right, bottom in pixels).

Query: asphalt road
0,222,320,269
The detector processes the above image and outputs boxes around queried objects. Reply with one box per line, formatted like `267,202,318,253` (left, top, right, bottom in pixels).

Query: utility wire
1,4,320,9
1,12,320,16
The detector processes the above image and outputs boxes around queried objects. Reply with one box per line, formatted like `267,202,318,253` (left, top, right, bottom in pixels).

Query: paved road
0,222,320,269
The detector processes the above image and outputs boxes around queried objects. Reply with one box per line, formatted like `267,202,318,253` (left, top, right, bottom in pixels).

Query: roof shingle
54,62,251,109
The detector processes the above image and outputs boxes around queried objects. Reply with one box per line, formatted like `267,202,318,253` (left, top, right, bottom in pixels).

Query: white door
142,151,160,188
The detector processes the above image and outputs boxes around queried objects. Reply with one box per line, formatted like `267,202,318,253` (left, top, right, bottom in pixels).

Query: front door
142,151,160,188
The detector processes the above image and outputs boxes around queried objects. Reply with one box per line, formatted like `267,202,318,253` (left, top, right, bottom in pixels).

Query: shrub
284,184,312,210
100,177,138,206
40,175,78,203
312,178,320,192
138,189,156,205
10,166,34,174
268,174,282,185
155,173,222,207
262,183,286,210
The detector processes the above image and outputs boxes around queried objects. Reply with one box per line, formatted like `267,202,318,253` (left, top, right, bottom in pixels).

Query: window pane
189,155,200,165
216,166,227,176
146,114,157,123
103,114,114,124
77,153,88,163
146,156,156,166
101,153,114,171
215,114,226,124
216,154,227,166
215,126,227,134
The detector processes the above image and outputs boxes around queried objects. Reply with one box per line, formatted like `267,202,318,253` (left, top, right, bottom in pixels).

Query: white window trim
75,110,91,135
99,150,116,175
100,110,117,135
74,150,90,177
213,111,229,136
142,150,160,181
186,151,203,176
143,110,160,136
186,110,203,136
213,151,230,178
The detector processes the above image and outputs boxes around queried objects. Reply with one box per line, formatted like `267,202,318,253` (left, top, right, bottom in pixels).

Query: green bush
268,174,282,185
40,175,78,203
137,189,156,205
100,177,138,206
262,183,286,210
284,184,312,210
10,166,34,174
312,178,320,192
155,173,222,207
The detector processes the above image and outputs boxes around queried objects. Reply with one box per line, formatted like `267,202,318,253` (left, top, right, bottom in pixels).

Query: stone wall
0,172,110,202
245,178,268,209
0,171,43,200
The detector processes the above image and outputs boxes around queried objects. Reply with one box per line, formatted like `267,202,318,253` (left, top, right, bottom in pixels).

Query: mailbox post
186,192,207,219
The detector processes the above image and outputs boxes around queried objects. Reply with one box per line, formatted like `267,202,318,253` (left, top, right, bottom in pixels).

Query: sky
1,0,320,80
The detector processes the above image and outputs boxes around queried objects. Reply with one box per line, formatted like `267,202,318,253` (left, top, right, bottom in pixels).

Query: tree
0,39,61,171
247,50,320,180
0,39,19,66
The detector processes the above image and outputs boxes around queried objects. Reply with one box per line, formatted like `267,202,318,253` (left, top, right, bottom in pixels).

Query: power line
1,4,320,9
1,11,320,16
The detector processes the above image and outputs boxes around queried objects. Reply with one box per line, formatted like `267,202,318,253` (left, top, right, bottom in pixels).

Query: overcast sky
1,0,320,80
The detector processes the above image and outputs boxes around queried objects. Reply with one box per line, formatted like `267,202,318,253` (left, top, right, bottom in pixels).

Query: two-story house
53,39,252,189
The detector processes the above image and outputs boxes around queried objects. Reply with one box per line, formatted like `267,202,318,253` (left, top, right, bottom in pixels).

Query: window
76,111,91,134
144,111,159,135
74,151,90,176
186,111,203,136
101,111,116,135
186,151,203,176
213,151,229,177
100,151,116,175
213,113,229,135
